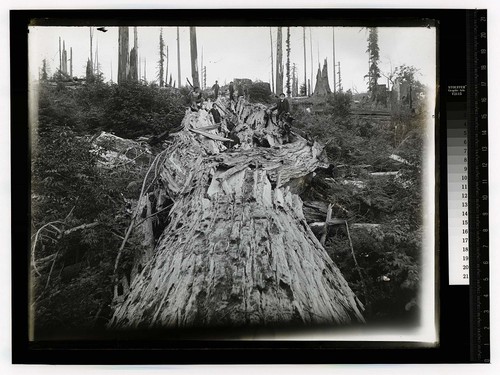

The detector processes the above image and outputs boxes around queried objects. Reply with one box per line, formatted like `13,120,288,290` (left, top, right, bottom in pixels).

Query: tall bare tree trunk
177,27,181,88
303,27,307,95
309,28,313,94
190,27,200,88
89,27,94,73
333,27,336,93
109,98,365,331
95,36,99,76
276,27,283,95
129,26,139,82
166,46,169,86
286,27,291,97
118,27,130,84
61,41,67,74
58,37,61,73
158,28,165,87
270,28,275,94
200,47,204,89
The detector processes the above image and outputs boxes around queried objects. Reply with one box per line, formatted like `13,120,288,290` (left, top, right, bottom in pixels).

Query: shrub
247,82,272,103
325,90,353,118
37,81,186,139
31,81,173,336
31,125,124,335
292,89,424,324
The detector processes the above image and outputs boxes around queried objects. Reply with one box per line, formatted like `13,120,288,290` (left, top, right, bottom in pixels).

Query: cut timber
389,154,412,165
189,127,234,142
351,223,381,230
109,98,364,330
370,171,399,177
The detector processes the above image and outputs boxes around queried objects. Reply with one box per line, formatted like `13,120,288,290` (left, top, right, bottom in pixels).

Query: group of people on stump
188,81,292,143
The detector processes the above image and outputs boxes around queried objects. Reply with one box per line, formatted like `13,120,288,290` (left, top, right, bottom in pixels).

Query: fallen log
109,97,364,330
370,171,399,177
351,223,381,230
188,127,234,142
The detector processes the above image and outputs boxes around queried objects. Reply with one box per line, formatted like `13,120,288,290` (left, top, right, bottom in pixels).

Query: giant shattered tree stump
110,98,364,329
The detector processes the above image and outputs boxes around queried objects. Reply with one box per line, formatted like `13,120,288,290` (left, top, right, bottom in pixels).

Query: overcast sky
29,26,435,93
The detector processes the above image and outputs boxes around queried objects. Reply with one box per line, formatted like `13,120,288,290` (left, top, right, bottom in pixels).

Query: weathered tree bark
313,59,332,97
286,27,291,97
61,41,68,75
276,27,283,95
189,27,200,88
129,27,139,82
303,27,307,95
89,27,94,73
118,27,130,84
270,28,275,94
109,98,364,330
177,27,181,88
158,28,165,87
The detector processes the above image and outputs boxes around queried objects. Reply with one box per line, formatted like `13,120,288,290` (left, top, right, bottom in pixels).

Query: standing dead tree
165,45,169,86
270,28,275,94
286,27,291,97
177,27,181,88
129,27,139,82
303,27,307,96
275,27,283,95
109,98,365,330
189,26,200,88
61,41,68,74
366,27,380,98
158,28,166,87
313,59,332,97
118,27,130,84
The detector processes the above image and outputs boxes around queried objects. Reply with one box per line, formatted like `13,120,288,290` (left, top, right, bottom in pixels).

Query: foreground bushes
32,81,179,336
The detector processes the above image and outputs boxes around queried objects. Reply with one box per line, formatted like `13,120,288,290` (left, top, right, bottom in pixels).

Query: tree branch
62,221,100,236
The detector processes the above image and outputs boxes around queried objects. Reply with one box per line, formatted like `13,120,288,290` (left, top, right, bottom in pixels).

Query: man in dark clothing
228,81,235,102
209,103,222,125
269,93,292,143
270,92,290,119
189,86,203,111
212,80,220,99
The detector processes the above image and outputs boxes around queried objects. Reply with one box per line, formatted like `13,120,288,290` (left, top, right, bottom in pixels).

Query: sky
29,25,436,93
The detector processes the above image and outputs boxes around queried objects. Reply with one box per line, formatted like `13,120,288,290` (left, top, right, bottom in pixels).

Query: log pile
109,98,365,330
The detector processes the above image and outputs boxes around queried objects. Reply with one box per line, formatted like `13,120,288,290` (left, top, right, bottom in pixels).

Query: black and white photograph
27,20,436,343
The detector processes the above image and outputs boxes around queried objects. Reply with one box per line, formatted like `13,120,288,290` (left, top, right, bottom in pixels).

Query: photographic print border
10,7,483,364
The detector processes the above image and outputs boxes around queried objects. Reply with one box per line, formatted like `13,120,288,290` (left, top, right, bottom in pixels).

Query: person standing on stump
189,86,204,112
209,103,222,126
212,80,220,99
228,81,235,102
268,93,293,143
270,92,290,118
209,103,229,140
